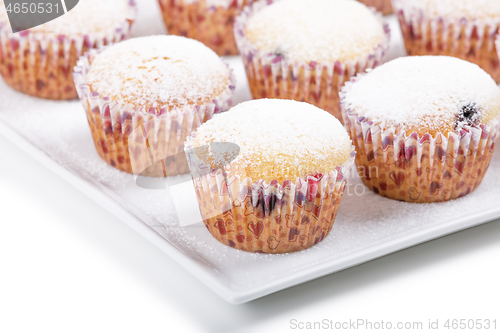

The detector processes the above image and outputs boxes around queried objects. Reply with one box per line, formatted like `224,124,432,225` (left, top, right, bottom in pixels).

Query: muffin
234,0,390,122
158,0,255,56
0,0,135,100
184,99,356,253
73,35,235,177
393,0,500,82
340,56,500,203
358,0,392,15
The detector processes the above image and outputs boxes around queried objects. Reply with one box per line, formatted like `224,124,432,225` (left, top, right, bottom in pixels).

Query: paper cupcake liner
0,1,136,100
184,131,356,253
233,0,390,122
392,0,500,82
340,74,500,203
158,0,254,56
358,0,392,15
73,48,236,177
495,35,500,73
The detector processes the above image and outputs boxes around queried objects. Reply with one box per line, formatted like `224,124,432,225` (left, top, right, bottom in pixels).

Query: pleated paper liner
0,1,136,100
495,35,500,76
73,48,236,177
233,0,390,122
158,0,254,56
340,75,500,203
393,0,500,82
184,132,356,254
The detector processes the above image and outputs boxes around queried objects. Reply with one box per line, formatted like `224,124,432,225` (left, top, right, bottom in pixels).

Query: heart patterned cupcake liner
0,1,136,100
184,131,356,253
233,0,390,122
392,0,500,82
158,0,254,56
340,74,500,203
73,47,236,177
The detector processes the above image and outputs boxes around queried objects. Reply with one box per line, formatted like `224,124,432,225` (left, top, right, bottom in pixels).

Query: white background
1,0,500,332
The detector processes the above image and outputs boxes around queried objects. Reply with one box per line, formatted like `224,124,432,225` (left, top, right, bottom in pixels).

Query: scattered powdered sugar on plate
2,2,500,293
85,35,231,111
193,99,351,183
2,73,500,287
0,0,134,35
244,0,385,63
343,56,500,135
397,0,500,21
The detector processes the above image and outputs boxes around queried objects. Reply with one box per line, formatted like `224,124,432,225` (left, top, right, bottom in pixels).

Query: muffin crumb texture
193,99,352,183
0,0,133,35
84,35,231,112
343,56,500,136
244,0,385,63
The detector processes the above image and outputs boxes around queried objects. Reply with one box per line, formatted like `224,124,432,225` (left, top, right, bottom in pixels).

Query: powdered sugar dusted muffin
358,0,392,15
341,56,500,203
393,0,500,82
158,0,255,55
234,0,390,122
0,0,135,99
73,35,235,177
185,99,355,253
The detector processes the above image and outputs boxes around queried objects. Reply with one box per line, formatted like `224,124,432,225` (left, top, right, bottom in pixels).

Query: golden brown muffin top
193,99,352,183
244,0,386,63
85,35,231,112
394,0,500,21
0,0,133,35
342,56,500,137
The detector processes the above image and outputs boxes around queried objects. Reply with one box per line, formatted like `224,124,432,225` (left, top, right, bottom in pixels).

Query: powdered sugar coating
396,0,500,21
0,0,134,35
193,99,352,183
244,0,385,63
84,35,231,111
343,56,500,136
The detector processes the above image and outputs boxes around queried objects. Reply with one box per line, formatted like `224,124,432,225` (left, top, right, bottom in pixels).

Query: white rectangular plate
1,0,499,304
